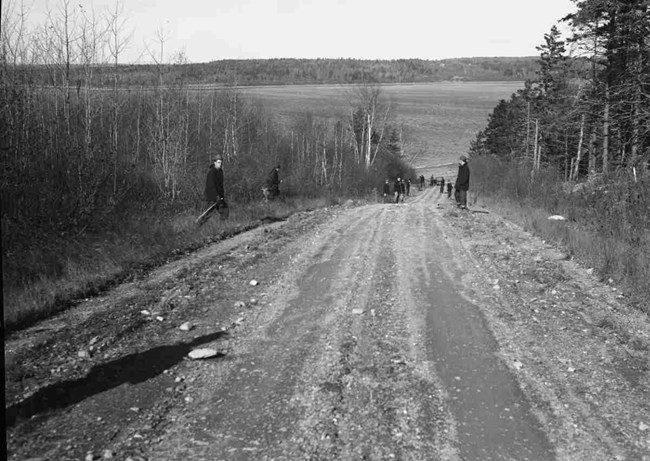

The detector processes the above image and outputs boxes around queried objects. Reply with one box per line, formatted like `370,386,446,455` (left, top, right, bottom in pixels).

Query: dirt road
5,188,650,460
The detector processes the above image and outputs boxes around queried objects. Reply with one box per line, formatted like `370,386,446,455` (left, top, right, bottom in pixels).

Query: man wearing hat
454,155,470,209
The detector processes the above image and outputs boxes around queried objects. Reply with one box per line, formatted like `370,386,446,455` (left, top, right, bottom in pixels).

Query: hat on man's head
460,155,468,162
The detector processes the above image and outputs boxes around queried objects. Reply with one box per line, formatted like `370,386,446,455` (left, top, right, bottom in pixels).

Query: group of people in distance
201,153,471,225
383,177,413,203
381,155,471,209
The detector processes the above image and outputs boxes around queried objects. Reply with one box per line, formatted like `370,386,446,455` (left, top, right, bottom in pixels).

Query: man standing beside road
267,165,281,198
201,158,228,222
205,158,225,203
454,155,470,209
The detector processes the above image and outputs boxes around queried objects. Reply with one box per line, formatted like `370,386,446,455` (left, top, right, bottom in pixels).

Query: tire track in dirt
287,203,455,460
392,189,556,460
436,200,649,460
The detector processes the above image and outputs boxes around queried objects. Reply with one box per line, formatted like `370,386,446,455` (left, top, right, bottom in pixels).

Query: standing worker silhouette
197,158,228,224
454,156,470,209
383,179,391,203
267,165,281,198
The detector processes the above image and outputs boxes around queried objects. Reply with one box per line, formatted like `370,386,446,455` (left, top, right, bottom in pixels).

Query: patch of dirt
5,207,340,460
5,192,650,460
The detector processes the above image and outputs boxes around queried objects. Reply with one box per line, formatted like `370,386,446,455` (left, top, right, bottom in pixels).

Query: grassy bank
470,156,650,314
2,194,349,333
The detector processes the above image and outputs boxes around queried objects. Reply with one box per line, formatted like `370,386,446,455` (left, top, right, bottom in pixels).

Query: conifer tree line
470,0,649,179
0,0,413,239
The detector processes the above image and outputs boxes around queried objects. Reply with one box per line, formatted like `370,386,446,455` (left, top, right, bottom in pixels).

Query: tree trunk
572,113,585,180
630,84,640,166
588,126,597,176
532,118,539,174
602,84,609,174
526,101,531,159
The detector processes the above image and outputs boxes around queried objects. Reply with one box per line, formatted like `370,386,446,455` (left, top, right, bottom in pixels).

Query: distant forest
22,57,549,87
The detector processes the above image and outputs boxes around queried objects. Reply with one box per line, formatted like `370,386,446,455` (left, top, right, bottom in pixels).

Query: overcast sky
23,0,577,64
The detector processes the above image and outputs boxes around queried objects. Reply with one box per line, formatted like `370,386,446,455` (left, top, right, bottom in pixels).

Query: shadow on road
6,331,227,427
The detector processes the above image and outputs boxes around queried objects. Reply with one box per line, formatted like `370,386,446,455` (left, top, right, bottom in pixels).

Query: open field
239,81,523,178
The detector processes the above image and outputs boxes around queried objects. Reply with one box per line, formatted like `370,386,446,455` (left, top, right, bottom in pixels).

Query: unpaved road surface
5,188,650,460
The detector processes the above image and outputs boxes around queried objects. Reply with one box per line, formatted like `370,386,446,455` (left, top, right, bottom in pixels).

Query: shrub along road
5,188,649,460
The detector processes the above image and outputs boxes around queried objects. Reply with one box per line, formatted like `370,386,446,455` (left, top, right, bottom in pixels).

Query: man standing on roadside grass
267,165,281,198
455,155,470,209
203,158,228,220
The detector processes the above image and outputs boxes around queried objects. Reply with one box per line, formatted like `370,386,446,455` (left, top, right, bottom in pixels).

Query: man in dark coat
199,158,228,223
439,177,445,194
393,177,402,203
382,179,391,203
454,155,470,209
205,158,225,202
447,181,453,198
267,165,281,198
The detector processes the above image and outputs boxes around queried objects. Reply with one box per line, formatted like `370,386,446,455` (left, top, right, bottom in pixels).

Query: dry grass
2,195,333,332
471,156,650,314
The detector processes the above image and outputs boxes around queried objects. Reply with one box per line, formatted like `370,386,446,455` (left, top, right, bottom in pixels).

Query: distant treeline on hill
25,57,549,87
152,57,541,86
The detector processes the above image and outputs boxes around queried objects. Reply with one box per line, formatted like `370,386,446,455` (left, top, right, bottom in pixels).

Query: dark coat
268,168,280,187
455,162,470,191
383,182,390,195
393,179,401,194
205,165,225,202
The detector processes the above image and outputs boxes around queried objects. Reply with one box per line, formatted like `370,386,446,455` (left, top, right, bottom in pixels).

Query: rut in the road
393,190,555,460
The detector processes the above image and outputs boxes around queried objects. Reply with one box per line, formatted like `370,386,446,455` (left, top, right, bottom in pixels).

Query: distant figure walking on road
419,175,425,191
439,178,445,194
383,179,391,203
394,177,402,203
455,156,470,209
406,179,411,196
447,181,453,198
